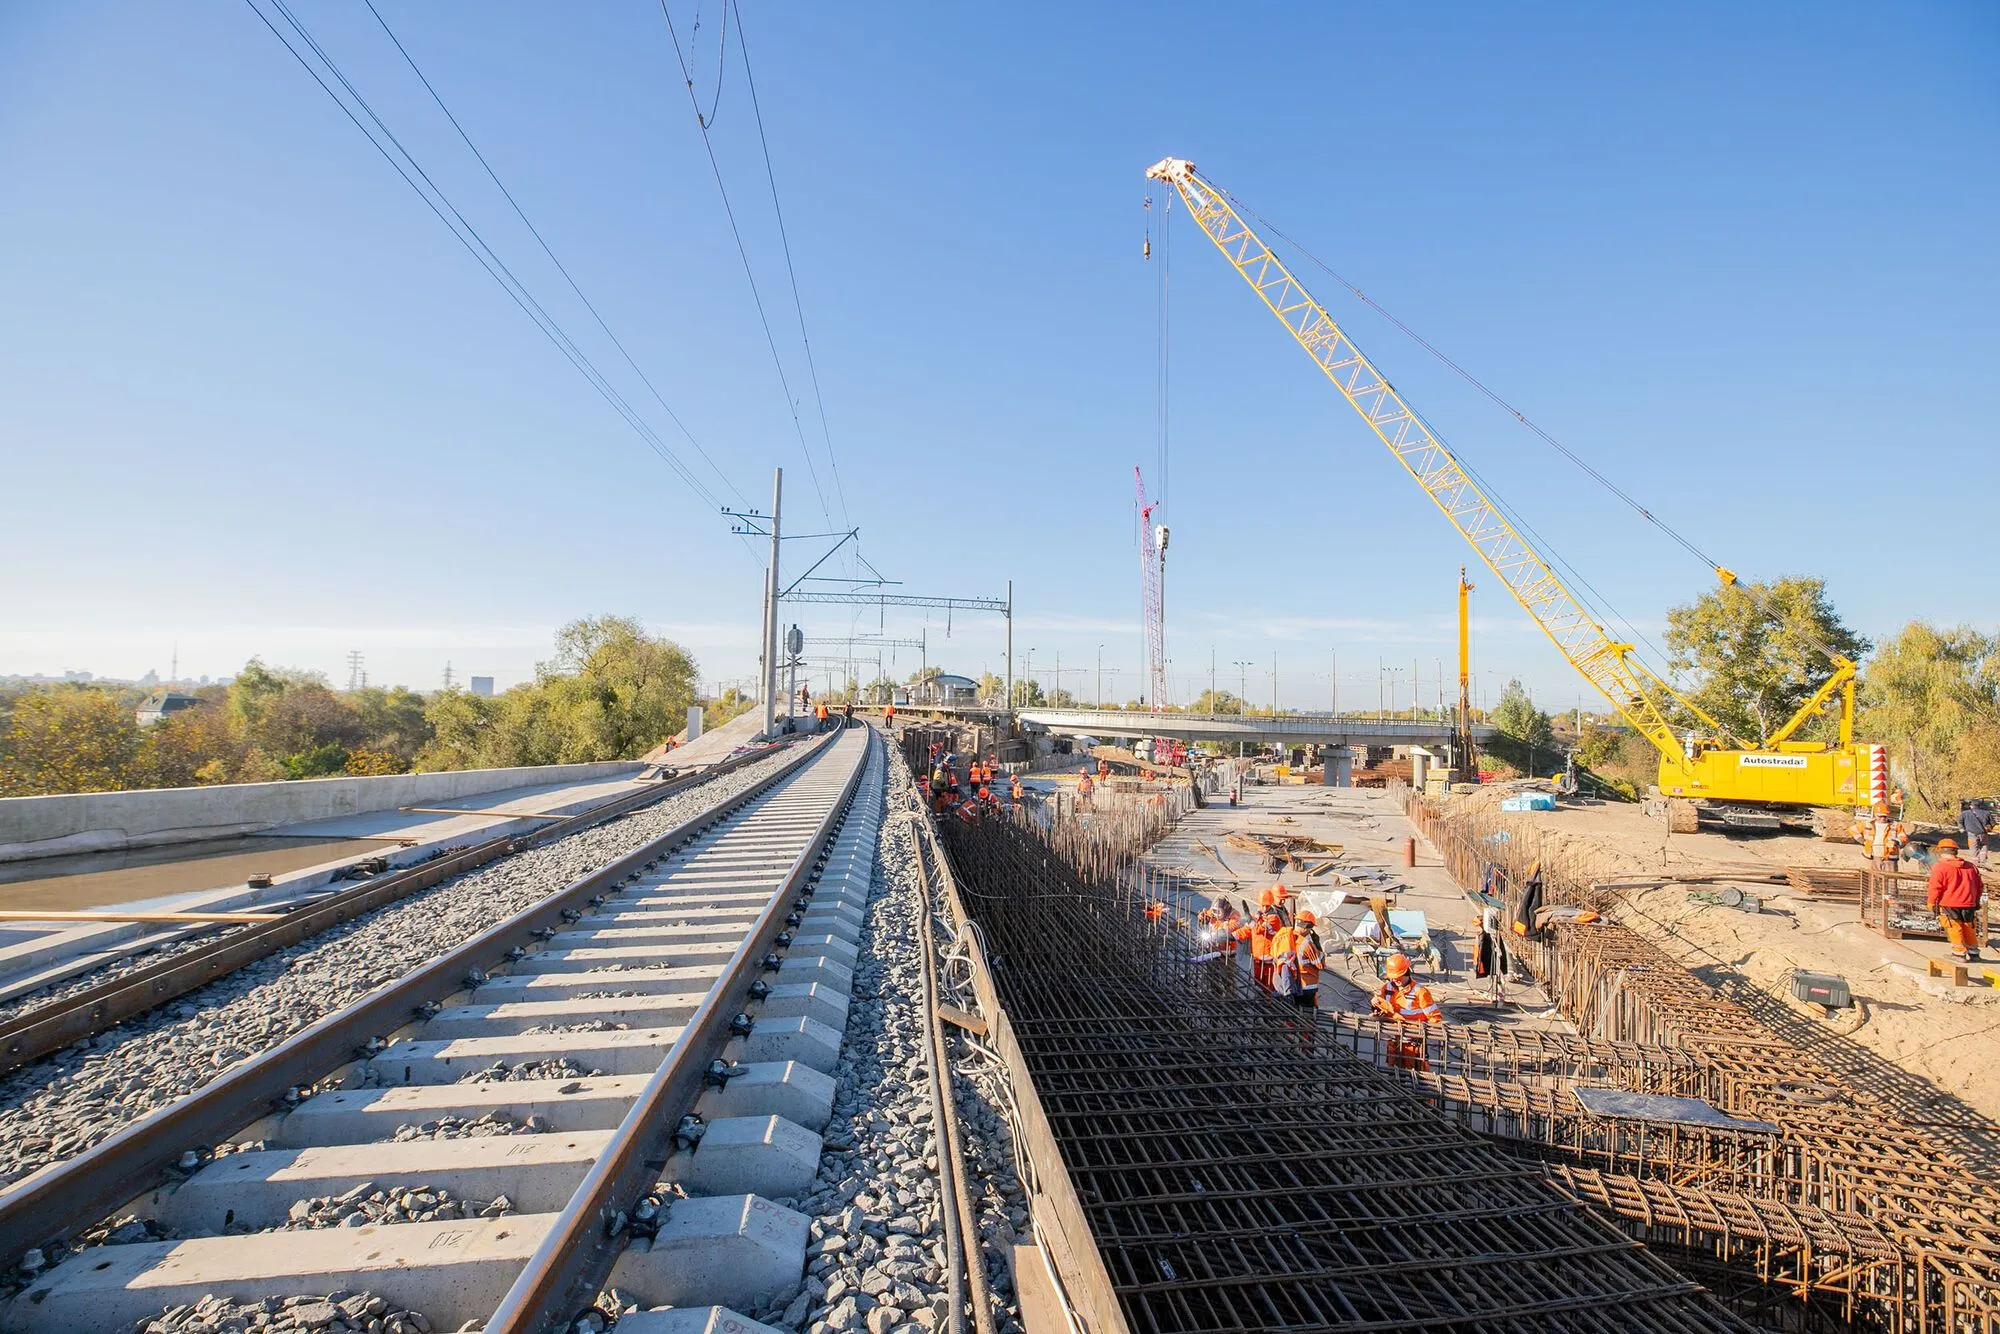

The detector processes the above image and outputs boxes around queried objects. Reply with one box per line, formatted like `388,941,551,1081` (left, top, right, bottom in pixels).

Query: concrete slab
155,1131,615,1231
784,935,858,968
794,915,860,948
615,1309,786,1334
726,1015,841,1074
695,1061,837,1132
609,1194,807,1311
423,993,713,1037
472,965,725,1004
777,955,852,992
548,922,758,949
679,1115,822,1199
526,944,740,974
0,1213,560,1333
368,1027,685,1084
277,1077,651,1146
753,982,847,1030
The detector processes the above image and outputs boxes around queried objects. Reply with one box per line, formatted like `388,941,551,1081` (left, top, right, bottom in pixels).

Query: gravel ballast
0,747,805,1189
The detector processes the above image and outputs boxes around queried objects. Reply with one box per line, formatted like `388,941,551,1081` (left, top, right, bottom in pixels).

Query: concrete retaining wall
0,762,648,862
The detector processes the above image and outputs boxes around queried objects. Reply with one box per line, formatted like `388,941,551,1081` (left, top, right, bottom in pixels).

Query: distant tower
170,643,178,686
442,661,455,691
346,651,366,692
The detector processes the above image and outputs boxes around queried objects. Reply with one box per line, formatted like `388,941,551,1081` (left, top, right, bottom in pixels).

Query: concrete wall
0,762,647,862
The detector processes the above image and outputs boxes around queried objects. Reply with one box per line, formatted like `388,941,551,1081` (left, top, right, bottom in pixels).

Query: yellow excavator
1147,157,1879,835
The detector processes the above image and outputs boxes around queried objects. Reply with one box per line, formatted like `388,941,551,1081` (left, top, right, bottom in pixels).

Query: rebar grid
938,812,1749,1334
1403,786,2000,1330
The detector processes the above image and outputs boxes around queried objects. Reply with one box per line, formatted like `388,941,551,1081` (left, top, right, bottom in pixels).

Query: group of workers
920,742,1026,823
1848,799,1991,962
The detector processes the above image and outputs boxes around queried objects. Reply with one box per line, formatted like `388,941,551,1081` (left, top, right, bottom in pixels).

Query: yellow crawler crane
1146,157,1875,834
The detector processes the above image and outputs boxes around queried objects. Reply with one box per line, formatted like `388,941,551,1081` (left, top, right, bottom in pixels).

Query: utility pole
1209,647,1217,716
1004,580,1014,715
442,661,454,691
1330,649,1338,716
764,469,782,738
1271,652,1278,716
346,651,365,693
1055,650,1061,708
1096,644,1104,708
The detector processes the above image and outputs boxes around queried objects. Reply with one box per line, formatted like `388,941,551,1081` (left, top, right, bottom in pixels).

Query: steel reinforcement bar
934,811,1750,1334
1398,784,2000,1330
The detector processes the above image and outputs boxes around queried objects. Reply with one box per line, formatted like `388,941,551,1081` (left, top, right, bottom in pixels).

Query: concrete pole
1004,581,1013,713
760,468,782,739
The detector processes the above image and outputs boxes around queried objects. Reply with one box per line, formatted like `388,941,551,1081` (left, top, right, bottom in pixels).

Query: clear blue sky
3,2,1994,713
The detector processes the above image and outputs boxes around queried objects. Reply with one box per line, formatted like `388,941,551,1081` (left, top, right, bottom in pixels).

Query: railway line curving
0,722,897,1332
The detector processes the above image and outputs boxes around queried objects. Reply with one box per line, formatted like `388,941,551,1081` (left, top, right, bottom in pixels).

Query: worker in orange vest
1852,802,1908,871
1145,900,1168,925
1293,910,1324,1009
884,702,896,731
1249,910,1279,990
1097,758,1111,781
1929,838,1987,962
1077,769,1095,812
1010,774,1025,804
1269,916,1302,999
1372,953,1441,1067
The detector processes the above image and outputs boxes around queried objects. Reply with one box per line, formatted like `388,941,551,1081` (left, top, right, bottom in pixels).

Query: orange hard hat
1297,910,1316,925
1383,953,1412,980
1258,888,1275,907
1873,802,1891,816
1939,838,1960,851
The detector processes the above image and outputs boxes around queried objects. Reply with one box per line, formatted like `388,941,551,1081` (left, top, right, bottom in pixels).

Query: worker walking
1010,773,1025,805
1077,768,1095,812
1371,953,1441,1068
1929,838,1987,963
1962,802,1993,868
1861,803,1909,872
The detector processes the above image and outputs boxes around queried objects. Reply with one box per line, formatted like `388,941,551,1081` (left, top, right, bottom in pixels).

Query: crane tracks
0,724,882,1333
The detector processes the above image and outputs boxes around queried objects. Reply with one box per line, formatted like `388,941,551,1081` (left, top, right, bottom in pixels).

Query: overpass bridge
1013,707,1493,751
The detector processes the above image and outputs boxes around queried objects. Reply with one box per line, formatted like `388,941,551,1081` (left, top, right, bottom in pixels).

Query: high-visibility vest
1250,919,1275,960
1383,981,1441,1023
1298,934,1324,988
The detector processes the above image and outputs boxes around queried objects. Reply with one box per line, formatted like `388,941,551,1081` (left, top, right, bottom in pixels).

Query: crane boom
1146,157,1697,774
1147,156,1873,825
1136,467,1168,712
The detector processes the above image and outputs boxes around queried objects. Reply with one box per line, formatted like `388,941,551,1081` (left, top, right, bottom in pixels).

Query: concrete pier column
1324,746,1352,787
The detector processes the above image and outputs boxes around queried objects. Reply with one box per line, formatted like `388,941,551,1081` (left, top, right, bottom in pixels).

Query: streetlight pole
1271,652,1278,716
1096,644,1103,708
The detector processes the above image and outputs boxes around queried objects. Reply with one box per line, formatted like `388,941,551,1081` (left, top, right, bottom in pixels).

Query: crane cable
1222,189,1729,578
1228,189,1862,678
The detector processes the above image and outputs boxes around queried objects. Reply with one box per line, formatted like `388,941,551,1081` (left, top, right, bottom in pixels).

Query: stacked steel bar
1400,785,2000,1331
937,813,1749,1334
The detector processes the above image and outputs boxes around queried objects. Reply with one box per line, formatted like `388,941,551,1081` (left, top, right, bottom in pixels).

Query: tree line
0,617,744,798
1485,577,2000,819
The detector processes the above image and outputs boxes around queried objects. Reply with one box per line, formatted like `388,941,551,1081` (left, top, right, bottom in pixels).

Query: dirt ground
1439,785,2000,1141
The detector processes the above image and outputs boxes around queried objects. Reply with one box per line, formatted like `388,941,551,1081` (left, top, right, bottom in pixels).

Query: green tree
1190,689,1243,715
704,688,756,731
0,689,143,795
1492,679,1555,751
1010,679,1045,708
349,686,432,767
414,688,501,772
1664,576,1870,744
137,697,242,787
1860,622,2000,817
537,615,699,761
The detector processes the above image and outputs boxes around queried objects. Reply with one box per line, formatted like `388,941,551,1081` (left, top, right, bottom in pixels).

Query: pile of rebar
1402,785,2000,1331
938,813,1750,1334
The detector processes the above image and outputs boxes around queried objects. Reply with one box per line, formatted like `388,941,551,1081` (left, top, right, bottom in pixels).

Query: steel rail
0,748,772,1078
0,731,833,1275
485,722,872,1331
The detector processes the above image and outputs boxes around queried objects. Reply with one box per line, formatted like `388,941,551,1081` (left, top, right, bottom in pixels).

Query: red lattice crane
1135,467,1168,712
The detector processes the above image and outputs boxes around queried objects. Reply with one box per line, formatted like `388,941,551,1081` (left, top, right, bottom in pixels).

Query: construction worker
1293,910,1324,1009
1010,773,1025,804
1097,758,1111,781
1371,953,1441,1068
1269,916,1302,999
1928,838,1987,962
1249,909,1278,990
1858,803,1908,872
1145,900,1168,925
842,700,854,724
1077,768,1095,812
1961,801,1993,868
884,702,896,732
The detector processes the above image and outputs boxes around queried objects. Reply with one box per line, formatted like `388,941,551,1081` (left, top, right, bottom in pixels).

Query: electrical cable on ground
245,0,729,515
361,0,749,510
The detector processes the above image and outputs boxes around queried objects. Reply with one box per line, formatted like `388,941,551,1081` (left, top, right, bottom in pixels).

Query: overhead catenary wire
659,0,835,531
360,0,749,509
731,0,849,531
245,0,730,515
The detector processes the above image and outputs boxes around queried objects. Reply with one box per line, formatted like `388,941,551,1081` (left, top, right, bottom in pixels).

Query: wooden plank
0,910,283,925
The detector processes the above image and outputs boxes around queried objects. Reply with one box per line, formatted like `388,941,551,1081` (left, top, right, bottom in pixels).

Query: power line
730,0,848,528
658,0,834,528
246,0,726,512
360,0,748,509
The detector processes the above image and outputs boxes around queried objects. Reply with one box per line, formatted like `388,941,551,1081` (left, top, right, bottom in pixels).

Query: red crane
1136,467,1168,712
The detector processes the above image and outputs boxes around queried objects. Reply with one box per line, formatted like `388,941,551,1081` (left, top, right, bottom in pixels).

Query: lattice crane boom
1145,157,1697,771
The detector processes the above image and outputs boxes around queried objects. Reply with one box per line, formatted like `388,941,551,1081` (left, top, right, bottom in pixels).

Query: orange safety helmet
1383,953,1413,980
1939,838,1960,851
1258,887,1276,908
1297,910,1316,926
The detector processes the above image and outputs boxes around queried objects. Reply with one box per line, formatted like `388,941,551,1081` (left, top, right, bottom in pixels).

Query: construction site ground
1134,778,1568,1029
1439,783,2000,1165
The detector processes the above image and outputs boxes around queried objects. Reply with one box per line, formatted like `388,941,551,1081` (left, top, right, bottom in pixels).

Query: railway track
0,722,883,1333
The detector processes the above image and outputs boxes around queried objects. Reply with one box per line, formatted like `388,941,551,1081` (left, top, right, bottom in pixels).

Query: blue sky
2,2,1994,712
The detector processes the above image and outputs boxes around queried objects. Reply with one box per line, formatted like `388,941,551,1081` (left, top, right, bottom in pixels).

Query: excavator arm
1146,157,1702,775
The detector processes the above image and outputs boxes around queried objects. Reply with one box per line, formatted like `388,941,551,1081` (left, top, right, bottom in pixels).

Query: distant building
136,690,202,727
469,676,495,698
911,673,978,705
